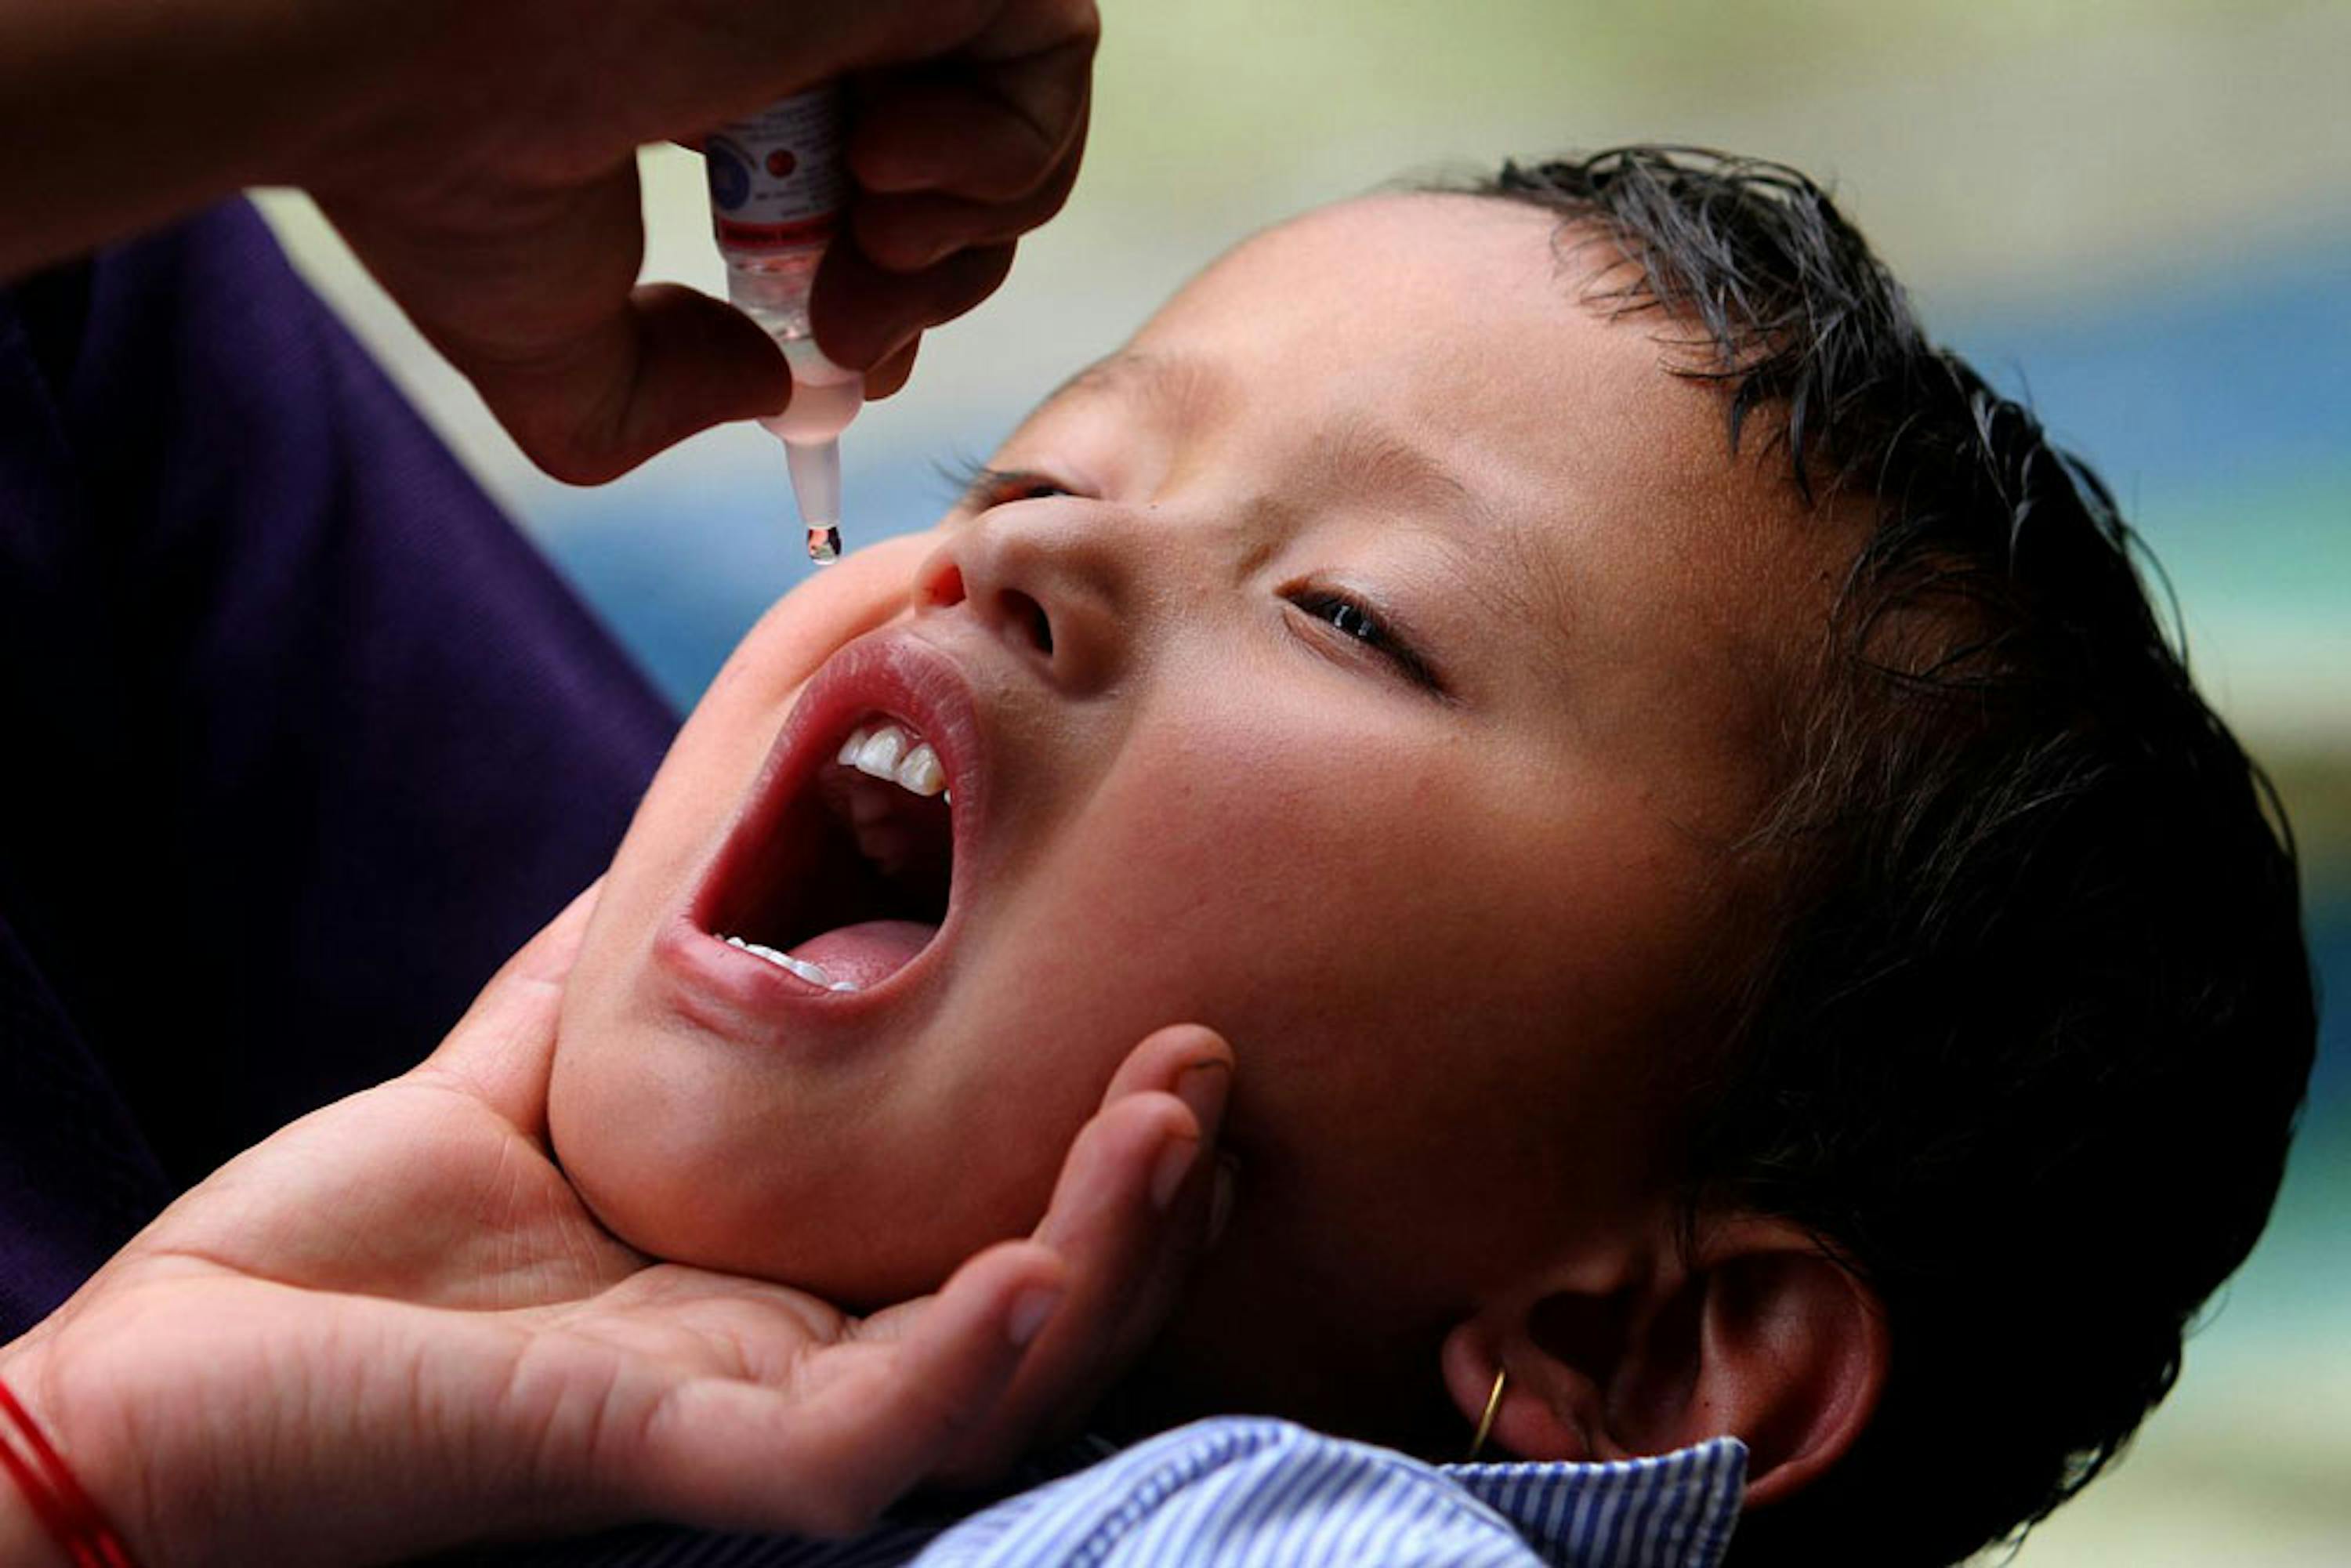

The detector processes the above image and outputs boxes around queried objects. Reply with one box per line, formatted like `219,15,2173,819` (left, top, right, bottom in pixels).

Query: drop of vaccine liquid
806,524,842,565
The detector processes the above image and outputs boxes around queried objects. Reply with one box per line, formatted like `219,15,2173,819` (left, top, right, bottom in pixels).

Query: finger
625,1241,1068,1537
933,1027,1236,1482
328,167,792,484
810,240,1016,374
412,880,603,1122
849,68,1087,203
958,0,1104,71
480,281,792,483
864,335,921,401
1096,1021,1234,1114
849,143,1082,274
998,1033,1232,1410
853,1080,1194,1352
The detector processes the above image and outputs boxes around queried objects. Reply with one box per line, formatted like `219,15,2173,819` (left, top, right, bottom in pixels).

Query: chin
547,990,1057,1307
551,1079,976,1305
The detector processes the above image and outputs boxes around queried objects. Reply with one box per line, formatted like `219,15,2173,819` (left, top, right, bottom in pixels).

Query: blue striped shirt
915,1418,1748,1568
462,1418,1746,1568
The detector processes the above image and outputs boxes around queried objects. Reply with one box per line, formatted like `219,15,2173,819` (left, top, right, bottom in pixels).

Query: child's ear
1439,1215,1886,1505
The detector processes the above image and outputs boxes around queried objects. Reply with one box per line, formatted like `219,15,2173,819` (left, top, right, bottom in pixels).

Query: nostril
998,588,1053,656
922,563,967,610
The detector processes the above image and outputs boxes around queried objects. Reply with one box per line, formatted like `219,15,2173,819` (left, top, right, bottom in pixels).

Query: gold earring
1465,1367,1508,1461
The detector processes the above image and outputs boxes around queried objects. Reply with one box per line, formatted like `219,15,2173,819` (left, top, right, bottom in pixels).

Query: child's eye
944,460,1071,512
1286,588,1444,693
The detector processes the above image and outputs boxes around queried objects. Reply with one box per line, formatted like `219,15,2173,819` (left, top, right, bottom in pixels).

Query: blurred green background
253,2,2349,1561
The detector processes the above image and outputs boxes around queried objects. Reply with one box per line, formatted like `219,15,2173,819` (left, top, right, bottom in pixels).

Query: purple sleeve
0,201,677,1334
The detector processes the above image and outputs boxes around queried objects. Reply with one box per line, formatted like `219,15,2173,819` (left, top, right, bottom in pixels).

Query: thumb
412,879,603,1126
326,165,792,484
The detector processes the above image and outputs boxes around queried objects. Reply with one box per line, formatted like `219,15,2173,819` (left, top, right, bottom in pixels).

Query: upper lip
673,626,987,1018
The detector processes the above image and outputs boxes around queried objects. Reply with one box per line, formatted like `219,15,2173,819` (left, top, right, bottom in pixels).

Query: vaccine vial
706,86,863,563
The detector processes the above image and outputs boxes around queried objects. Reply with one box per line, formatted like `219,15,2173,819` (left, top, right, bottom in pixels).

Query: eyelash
937,458,1445,694
944,459,1067,512
1286,588,1444,693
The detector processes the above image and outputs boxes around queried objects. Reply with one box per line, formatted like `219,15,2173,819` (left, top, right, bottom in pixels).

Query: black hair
1469,148,2317,1566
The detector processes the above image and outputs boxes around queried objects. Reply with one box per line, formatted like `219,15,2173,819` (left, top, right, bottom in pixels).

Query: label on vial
707,86,846,249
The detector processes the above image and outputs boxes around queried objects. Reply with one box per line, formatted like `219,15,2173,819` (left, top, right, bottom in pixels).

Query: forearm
0,0,448,277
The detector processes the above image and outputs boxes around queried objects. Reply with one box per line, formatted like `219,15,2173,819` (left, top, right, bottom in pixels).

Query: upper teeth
723,934,859,991
839,720,947,798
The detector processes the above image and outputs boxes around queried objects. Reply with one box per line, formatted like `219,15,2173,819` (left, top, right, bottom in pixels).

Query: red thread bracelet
0,1379,137,1568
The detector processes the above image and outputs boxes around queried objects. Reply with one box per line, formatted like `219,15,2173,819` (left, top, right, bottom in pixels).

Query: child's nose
913,503,1134,694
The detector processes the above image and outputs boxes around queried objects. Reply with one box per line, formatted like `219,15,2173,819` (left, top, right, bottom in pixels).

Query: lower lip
654,911,887,1041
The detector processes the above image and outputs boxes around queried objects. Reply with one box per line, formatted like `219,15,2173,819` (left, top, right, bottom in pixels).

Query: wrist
0,1484,74,1568
0,1344,141,1568
0,1342,60,1568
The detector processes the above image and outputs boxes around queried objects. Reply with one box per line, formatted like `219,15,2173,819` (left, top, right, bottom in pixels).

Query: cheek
994,717,1431,1012
987,701,1708,1195
996,740,1677,1363
1025,708,1697,1034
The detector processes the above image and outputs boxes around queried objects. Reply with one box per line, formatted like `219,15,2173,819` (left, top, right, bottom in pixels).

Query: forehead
1037,195,1829,601
1031,194,1853,748
1128,195,1719,503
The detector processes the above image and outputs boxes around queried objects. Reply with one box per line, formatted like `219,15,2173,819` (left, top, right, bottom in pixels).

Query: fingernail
1150,1134,1200,1211
1173,1059,1230,1139
1006,1284,1063,1347
1207,1154,1240,1250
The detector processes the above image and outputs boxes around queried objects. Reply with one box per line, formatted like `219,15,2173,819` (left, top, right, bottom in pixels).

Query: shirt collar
1443,1437,1749,1568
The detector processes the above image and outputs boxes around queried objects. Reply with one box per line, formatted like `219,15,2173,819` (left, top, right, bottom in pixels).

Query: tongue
790,919,937,990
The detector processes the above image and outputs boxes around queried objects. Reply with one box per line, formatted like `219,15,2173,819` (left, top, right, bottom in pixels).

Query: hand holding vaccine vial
705,87,860,563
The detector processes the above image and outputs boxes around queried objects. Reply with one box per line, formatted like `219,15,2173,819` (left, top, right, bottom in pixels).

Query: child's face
551,194,1843,1432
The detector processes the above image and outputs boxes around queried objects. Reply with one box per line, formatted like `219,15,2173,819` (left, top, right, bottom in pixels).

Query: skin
551,192,1854,1450
0,892,1236,1565
0,0,1099,481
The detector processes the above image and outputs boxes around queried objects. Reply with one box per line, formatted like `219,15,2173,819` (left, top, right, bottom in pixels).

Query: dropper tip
783,439,845,566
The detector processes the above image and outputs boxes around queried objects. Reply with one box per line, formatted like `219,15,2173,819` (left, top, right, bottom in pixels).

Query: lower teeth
723,934,858,992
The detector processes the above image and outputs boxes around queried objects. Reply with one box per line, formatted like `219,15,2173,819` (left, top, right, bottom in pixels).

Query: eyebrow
1313,411,1491,533
1036,349,1228,429
1038,350,1493,533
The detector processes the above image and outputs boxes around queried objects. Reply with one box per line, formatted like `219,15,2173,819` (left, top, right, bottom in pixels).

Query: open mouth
697,707,959,996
